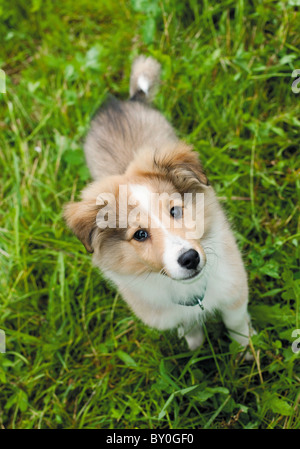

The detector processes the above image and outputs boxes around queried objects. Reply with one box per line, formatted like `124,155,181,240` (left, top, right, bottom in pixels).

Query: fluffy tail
129,55,161,103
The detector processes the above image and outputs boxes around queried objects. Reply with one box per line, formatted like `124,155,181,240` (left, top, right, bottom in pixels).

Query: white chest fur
103,245,236,331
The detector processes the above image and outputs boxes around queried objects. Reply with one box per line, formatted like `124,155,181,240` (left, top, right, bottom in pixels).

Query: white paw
243,349,255,361
238,329,258,362
185,328,205,351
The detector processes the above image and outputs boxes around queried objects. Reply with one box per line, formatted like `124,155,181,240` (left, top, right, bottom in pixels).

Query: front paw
238,328,257,362
185,327,205,351
178,325,205,351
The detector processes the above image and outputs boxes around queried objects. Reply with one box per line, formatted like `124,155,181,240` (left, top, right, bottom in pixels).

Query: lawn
0,0,299,429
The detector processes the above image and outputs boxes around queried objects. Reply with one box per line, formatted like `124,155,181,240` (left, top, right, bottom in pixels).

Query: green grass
0,0,299,429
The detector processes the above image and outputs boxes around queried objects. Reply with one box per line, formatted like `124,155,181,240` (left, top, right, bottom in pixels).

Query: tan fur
64,200,100,253
64,55,254,357
84,101,178,181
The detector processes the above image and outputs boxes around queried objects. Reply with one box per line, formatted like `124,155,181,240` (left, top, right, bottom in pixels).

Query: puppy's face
64,143,213,281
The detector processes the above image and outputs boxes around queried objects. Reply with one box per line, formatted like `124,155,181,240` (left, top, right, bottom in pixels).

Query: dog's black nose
178,249,200,270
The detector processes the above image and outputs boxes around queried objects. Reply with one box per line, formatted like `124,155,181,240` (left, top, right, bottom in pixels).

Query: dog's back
84,56,178,181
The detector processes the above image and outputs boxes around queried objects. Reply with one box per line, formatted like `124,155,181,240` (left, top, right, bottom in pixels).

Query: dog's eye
170,206,183,219
133,229,149,241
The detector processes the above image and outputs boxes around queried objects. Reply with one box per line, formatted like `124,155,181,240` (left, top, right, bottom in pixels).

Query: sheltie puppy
64,56,255,358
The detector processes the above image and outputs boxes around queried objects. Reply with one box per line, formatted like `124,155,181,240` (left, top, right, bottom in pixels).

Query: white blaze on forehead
129,184,194,279
129,184,151,212
129,184,166,230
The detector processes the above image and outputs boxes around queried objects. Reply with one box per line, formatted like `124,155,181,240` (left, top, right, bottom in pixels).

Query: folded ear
154,142,209,190
126,141,209,190
64,200,100,253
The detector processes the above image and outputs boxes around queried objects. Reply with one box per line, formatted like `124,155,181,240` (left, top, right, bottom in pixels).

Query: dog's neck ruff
176,267,207,310
178,294,205,309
